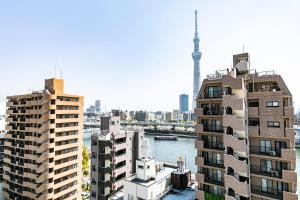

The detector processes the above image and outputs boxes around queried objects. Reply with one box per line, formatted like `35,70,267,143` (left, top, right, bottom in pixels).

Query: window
138,165,143,169
267,121,280,128
267,101,279,107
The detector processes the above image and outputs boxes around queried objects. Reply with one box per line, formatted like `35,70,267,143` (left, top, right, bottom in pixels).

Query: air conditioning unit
271,170,279,177
269,151,276,156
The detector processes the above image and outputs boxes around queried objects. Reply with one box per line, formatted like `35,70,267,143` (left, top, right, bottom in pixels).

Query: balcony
204,175,224,186
195,124,203,133
195,140,203,149
282,169,297,183
249,146,281,157
248,107,259,117
223,134,246,153
195,190,204,200
248,126,260,137
224,154,248,176
225,174,250,197
222,95,244,111
203,91,222,99
195,156,204,166
281,149,296,160
251,185,283,200
204,158,224,168
203,140,225,151
203,107,223,116
284,106,293,117
250,165,282,178
203,125,223,133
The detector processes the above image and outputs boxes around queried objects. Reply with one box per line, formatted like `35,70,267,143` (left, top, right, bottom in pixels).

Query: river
84,130,300,194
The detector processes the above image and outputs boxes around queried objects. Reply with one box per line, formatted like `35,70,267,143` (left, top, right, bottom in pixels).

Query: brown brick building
3,78,83,200
195,53,297,200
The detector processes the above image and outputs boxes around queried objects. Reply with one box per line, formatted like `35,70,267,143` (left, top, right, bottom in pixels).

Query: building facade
95,100,101,114
180,94,189,113
90,112,144,200
195,53,297,200
0,115,5,182
3,78,83,200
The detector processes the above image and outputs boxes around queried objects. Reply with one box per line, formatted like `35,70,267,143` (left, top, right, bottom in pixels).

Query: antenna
60,70,63,79
54,57,58,78
243,44,245,53
194,10,198,34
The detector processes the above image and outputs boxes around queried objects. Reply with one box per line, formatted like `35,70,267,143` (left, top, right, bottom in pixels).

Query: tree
82,145,90,177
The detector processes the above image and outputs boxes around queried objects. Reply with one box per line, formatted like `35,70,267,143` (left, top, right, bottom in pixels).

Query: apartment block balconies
203,141,225,151
203,125,224,134
250,165,283,178
204,158,225,169
225,174,250,197
283,191,298,200
222,95,244,111
223,134,247,153
195,156,204,166
248,126,260,137
195,190,204,200
223,115,245,132
250,146,295,161
251,185,283,200
224,154,248,177
195,140,203,149
283,106,293,117
195,124,203,133
248,107,259,117
204,175,224,186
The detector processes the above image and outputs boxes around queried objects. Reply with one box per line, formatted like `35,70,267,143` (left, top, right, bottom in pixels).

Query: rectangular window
267,121,280,128
266,101,279,107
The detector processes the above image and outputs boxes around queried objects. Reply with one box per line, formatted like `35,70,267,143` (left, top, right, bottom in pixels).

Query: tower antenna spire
195,10,198,34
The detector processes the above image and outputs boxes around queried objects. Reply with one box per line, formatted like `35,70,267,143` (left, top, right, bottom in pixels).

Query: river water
84,130,300,194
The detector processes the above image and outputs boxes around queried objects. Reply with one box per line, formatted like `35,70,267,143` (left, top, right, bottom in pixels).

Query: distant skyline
0,1,299,111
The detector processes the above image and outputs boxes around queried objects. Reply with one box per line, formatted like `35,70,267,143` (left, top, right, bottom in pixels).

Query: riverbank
144,129,197,138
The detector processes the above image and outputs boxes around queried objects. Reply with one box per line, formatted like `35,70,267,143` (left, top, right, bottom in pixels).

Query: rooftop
162,189,196,200
125,166,176,187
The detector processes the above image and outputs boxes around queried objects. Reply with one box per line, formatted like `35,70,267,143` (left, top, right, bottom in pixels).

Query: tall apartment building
195,53,297,200
0,115,5,182
90,111,144,200
3,78,83,200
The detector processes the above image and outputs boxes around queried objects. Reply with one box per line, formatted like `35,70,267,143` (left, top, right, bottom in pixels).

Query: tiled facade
90,112,143,200
3,78,83,200
195,53,297,200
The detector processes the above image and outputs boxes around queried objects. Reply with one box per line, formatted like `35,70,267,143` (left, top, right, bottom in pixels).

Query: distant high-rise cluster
86,99,101,114
179,94,189,113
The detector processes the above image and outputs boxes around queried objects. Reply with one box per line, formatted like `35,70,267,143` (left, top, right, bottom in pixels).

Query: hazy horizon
0,0,299,111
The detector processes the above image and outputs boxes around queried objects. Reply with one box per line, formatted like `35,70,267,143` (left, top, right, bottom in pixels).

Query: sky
0,0,299,112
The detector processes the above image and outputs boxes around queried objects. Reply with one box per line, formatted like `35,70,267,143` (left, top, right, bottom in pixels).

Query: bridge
84,121,194,130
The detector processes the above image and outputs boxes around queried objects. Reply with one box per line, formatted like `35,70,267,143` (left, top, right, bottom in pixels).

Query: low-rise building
124,155,194,200
90,111,144,200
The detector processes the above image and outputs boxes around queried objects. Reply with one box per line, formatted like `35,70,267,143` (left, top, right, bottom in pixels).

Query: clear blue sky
0,0,299,112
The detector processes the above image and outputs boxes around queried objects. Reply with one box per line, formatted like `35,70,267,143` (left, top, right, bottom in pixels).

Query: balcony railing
203,141,225,151
250,146,281,157
250,165,282,178
204,175,224,186
203,91,223,99
203,107,222,115
203,125,223,133
251,185,283,199
204,158,224,168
